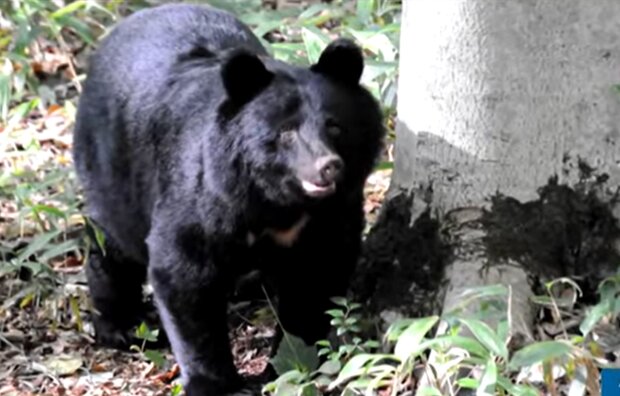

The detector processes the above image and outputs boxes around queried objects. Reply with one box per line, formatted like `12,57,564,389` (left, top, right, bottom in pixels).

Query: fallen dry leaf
42,355,83,376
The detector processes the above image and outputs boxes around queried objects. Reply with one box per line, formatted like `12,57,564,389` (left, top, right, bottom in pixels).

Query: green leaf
497,376,539,396
394,316,439,361
364,364,396,394
347,29,397,62
298,383,320,396
375,161,393,170
298,3,331,21
330,296,348,307
385,318,415,341
252,20,283,39
55,15,95,45
20,261,55,277
317,359,341,376
19,292,35,309
135,322,149,339
317,348,330,357
477,358,497,396
436,335,489,359
417,387,443,396
38,239,79,263
329,353,394,389
580,299,613,336
457,378,479,389
274,382,300,396
7,98,39,128
170,383,183,396
496,320,509,343
508,340,573,371
270,42,307,64
70,296,83,332
1,284,37,311
15,230,62,264
31,204,66,219
144,349,166,368
349,302,362,311
86,217,107,255
0,63,10,122
363,339,380,348
458,284,509,301
458,318,508,360
546,277,582,299
268,370,308,396
135,322,159,342
270,332,319,376
356,0,375,23
301,26,329,64
530,295,554,306
325,309,344,318
273,369,307,386
50,1,88,19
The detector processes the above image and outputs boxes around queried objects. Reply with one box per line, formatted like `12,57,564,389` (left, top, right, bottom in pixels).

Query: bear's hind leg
86,232,149,350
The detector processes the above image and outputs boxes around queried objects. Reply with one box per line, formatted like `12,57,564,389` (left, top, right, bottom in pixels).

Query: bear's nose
317,155,344,185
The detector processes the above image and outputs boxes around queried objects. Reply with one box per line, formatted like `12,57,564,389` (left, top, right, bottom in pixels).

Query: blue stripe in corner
602,368,620,395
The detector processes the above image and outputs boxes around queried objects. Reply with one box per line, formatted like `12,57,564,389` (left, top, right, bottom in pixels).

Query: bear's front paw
185,375,255,396
224,388,262,396
92,317,133,350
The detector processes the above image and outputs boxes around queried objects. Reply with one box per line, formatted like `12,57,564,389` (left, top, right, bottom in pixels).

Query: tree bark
356,1,620,391
392,1,620,210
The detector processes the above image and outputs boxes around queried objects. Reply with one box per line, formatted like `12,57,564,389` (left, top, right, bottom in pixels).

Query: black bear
73,3,384,395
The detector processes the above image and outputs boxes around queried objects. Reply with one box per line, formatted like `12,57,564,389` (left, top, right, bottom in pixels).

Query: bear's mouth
300,180,336,198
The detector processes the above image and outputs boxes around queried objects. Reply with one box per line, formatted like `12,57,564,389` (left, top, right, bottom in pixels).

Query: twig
53,32,83,94
0,332,21,351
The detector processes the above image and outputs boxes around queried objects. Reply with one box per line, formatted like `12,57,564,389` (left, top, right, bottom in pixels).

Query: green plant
130,321,167,369
318,297,380,362
0,0,121,122
266,279,620,395
169,383,184,396
580,272,620,337
0,162,85,305
264,297,381,396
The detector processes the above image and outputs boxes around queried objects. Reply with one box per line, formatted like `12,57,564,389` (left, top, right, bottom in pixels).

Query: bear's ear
221,49,274,105
310,38,364,86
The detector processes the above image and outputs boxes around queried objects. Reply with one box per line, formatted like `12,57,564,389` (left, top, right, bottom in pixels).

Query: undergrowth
264,277,620,395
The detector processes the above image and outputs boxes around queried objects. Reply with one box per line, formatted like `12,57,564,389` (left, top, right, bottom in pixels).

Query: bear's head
219,39,384,206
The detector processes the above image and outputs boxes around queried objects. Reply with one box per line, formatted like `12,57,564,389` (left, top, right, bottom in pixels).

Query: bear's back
86,4,266,104
73,4,268,261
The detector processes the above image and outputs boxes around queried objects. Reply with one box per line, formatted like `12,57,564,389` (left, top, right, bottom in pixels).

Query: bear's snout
299,154,343,198
317,155,343,185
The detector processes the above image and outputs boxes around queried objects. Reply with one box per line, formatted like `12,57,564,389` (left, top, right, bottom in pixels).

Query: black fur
73,3,384,395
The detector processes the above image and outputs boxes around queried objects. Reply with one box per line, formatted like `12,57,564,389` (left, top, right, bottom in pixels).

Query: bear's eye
325,119,343,138
279,129,297,145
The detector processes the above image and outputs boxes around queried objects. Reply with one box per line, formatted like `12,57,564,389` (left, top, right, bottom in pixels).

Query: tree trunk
355,0,620,388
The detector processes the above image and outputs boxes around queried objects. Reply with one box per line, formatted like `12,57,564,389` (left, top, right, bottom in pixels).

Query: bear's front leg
268,199,365,347
147,222,245,395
